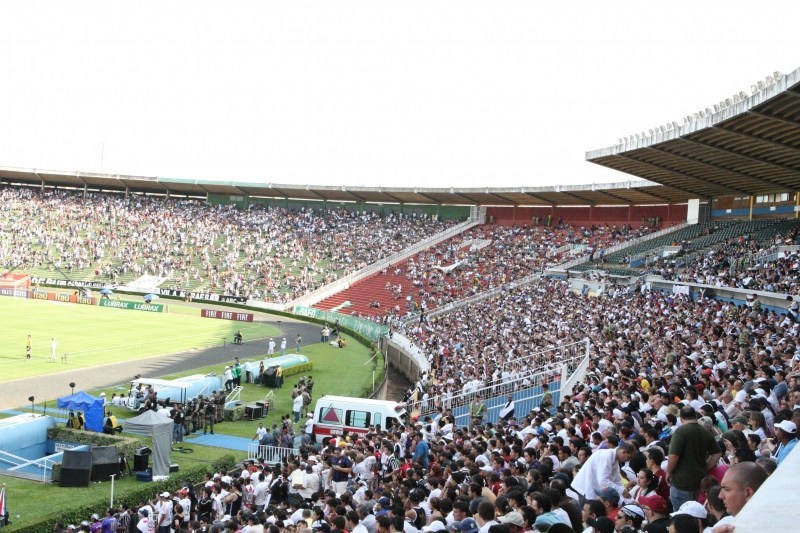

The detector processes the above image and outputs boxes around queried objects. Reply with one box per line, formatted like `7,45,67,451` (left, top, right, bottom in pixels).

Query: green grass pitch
0,296,280,383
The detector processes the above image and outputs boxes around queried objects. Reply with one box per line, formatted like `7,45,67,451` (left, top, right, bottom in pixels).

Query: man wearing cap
595,488,621,522
497,511,524,533
456,518,479,533
669,501,707,531
155,491,173,533
614,504,645,531
665,406,722,511
638,495,668,533
136,508,154,533
772,420,797,465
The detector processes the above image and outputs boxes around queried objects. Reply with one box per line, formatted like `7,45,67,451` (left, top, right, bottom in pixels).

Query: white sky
0,0,798,190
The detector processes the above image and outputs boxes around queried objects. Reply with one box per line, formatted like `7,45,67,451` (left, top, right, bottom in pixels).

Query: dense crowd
0,186,455,303
60,277,797,532
674,238,800,296
351,224,657,325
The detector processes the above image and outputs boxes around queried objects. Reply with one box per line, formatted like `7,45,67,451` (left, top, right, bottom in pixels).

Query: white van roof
316,395,406,413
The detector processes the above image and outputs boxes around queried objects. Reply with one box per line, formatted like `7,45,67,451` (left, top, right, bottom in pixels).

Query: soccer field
0,296,280,382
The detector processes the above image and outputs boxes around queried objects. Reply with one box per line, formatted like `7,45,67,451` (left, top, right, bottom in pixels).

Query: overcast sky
0,0,797,190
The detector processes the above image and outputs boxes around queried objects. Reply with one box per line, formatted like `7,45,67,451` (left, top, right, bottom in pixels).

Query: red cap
639,495,668,515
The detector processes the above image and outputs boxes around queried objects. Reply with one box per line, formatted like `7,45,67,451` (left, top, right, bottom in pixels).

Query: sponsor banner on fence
29,290,96,305
293,306,388,341
99,298,165,313
0,287,29,298
159,288,248,303
201,309,254,322
32,277,109,289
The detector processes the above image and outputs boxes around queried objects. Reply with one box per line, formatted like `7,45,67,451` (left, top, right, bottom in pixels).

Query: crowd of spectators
60,281,800,532
0,186,455,303
349,224,657,325
671,227,800,294
373,272,800,532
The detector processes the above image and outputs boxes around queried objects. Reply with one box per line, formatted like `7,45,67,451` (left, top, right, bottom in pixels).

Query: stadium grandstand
0,67,798,532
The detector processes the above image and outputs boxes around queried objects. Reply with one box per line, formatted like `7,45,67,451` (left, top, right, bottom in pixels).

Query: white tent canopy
125,410,173,477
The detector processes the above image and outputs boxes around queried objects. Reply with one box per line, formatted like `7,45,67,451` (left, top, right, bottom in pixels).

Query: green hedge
282,362,312,379
12,456,238,533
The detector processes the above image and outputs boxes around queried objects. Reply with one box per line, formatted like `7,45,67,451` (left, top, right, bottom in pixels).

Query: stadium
0,67,799,532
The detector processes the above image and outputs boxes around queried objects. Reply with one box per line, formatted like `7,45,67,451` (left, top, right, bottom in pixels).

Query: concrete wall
485,204,688,227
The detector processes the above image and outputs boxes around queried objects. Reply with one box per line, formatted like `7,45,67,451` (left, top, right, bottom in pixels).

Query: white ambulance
311,395,406,444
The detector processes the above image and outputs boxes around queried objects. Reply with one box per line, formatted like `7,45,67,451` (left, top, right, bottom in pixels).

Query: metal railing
413,346,590,428
284,217,481,310
501,338,588,372
552,220,693,272
247,444,298,464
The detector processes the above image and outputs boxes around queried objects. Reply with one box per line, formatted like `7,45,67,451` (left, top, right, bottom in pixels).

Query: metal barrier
413,344,590,428
247,444,297,464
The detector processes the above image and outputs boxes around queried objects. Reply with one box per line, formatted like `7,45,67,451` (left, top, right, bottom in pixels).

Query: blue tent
57,391,104,432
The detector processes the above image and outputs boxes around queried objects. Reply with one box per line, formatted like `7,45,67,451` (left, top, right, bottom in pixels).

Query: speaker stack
134,446,152,472
59,450,92,487
91,445,121,481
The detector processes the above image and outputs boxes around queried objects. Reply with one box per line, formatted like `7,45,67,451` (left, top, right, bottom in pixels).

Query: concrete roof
586,66,800,199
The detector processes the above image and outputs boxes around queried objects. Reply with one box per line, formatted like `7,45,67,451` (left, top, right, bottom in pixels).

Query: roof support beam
519,192,554,205
745,110,800,129
633,187,685,203
643,146,789,190
414,191,443,205
618,154,749,196
556,191,594,205
676,137,800,178
706,126,800,159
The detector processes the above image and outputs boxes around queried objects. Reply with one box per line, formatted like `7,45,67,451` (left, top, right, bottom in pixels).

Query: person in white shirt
570,443,634,501
155,492,173,533
301,464,321,502
252,472,271,512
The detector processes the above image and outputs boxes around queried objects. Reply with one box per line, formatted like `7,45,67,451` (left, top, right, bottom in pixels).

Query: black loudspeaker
91,446,120,481
245,405,263,420
60,450,92,487
133,448,150,472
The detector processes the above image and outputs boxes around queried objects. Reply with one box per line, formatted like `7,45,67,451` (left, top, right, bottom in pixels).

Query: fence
413,342,590,428
293,306,389,341
247,444,298,464
552,220,693,272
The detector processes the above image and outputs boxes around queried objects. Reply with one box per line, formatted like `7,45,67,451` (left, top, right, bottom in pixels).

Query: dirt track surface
0,315,322,410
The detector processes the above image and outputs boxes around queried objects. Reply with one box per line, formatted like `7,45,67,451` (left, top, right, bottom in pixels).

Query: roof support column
667,203,671,224
84,183,88,199
512,205,517,223
627,205,632,224
749,195,755,221
796,193,799,220
589,205,593,225
125,186,130,200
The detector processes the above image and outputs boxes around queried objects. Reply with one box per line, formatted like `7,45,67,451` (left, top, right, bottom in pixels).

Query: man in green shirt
469,398,487,430
666,406,722,511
